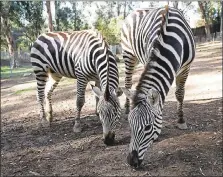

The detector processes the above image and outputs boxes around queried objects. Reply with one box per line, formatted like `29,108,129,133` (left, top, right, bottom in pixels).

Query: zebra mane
103,37,110,101
133,6,169,105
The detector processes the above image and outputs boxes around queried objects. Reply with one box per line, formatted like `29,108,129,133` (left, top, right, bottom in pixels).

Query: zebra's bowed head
90,44,123,145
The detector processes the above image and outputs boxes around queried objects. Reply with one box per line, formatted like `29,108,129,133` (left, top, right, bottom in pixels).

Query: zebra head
91,85,122,146
122,87,162,168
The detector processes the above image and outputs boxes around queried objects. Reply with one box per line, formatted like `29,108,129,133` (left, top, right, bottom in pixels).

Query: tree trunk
6,30,16,68
221,1,223,35
0,2,17,68
123,1,127,19
72,2,77,30
46,1,53,32
198,1,210,38
1,16,16,68
117,2,120,16
55,1,59,31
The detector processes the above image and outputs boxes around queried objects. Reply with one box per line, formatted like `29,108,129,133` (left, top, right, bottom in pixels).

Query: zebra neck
136,52,175,106
100,84,116,95
137,86,164,111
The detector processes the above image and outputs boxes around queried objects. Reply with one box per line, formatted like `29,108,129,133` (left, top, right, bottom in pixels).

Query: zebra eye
145,124,152,131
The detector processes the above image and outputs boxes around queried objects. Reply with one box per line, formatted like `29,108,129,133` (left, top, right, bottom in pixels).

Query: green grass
1,66,33,79
14,88,35,94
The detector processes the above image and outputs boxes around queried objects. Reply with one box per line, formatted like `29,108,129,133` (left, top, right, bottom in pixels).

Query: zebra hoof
73,124,82,133
46,114,53,123
177,122,187,130
95,112,99,117
40,118,51,128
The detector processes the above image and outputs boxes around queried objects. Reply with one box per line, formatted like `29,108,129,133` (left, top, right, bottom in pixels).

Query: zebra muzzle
127,150,142,168
103,131,115,146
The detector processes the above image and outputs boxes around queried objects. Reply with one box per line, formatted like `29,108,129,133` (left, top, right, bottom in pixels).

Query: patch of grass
59,77,75,87
1,66,33,79
14,88,35,94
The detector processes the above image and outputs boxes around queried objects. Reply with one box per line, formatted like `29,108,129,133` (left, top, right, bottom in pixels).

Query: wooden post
46,1,53,32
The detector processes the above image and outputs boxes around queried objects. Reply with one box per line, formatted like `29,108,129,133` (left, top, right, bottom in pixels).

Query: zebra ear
90,84,103,98
120,87,134,100
147,89,160,106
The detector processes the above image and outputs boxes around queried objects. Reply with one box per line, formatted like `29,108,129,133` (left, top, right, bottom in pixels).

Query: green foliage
0,35,8,50
57,7,73,31
1,1,44,51
1,66,33,79
0,1,136,50
92,1,135,45
21,1,44,40
95,16,123,45
54,1,89,31
198,1,222,24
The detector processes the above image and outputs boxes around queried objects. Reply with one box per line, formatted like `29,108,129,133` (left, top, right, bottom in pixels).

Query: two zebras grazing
31,6,195,168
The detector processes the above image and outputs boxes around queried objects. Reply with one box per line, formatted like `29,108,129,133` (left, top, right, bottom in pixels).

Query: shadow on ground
1,97,222,176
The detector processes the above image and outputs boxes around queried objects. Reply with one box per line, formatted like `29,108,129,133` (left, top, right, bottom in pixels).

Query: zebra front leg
124,53,137,114
95,96,99,116
45,73,61,123
175,66,190,130
95,81,100,116
73,78,88,133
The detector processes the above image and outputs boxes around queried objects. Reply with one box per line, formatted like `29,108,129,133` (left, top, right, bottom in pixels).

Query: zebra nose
104,132,115,146
127,150,142,168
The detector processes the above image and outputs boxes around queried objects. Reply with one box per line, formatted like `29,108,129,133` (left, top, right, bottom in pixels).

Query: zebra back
133,6,195,105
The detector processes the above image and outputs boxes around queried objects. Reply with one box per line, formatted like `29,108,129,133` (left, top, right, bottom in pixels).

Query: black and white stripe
121,7,195,167
31,30,122,145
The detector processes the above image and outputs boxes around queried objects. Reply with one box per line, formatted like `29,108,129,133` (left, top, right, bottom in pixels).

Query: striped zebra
121,6,195,167
31,30,122,145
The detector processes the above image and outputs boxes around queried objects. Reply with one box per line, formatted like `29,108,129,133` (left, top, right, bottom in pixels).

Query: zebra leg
34,71,48,123
95,81,100,116
45,72,62,123
73,78,88,133
175,66,190,130
124,52,137,114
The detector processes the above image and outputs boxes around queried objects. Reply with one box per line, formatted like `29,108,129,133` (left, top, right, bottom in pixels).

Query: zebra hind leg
34,70,48,125
175,66,190,130
45,72,62,124
73,78,88,133
95,81,100,116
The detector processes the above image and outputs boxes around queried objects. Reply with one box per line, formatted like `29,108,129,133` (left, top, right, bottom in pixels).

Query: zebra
121,6,195,167
30,30,123,145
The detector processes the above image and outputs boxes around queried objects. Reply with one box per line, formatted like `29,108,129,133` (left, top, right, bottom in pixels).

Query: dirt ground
1,41,222,176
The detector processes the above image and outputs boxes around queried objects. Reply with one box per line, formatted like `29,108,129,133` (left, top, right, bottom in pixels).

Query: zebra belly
47,67,77,80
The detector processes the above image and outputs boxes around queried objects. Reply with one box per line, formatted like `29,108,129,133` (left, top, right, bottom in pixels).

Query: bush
94,16,124,45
